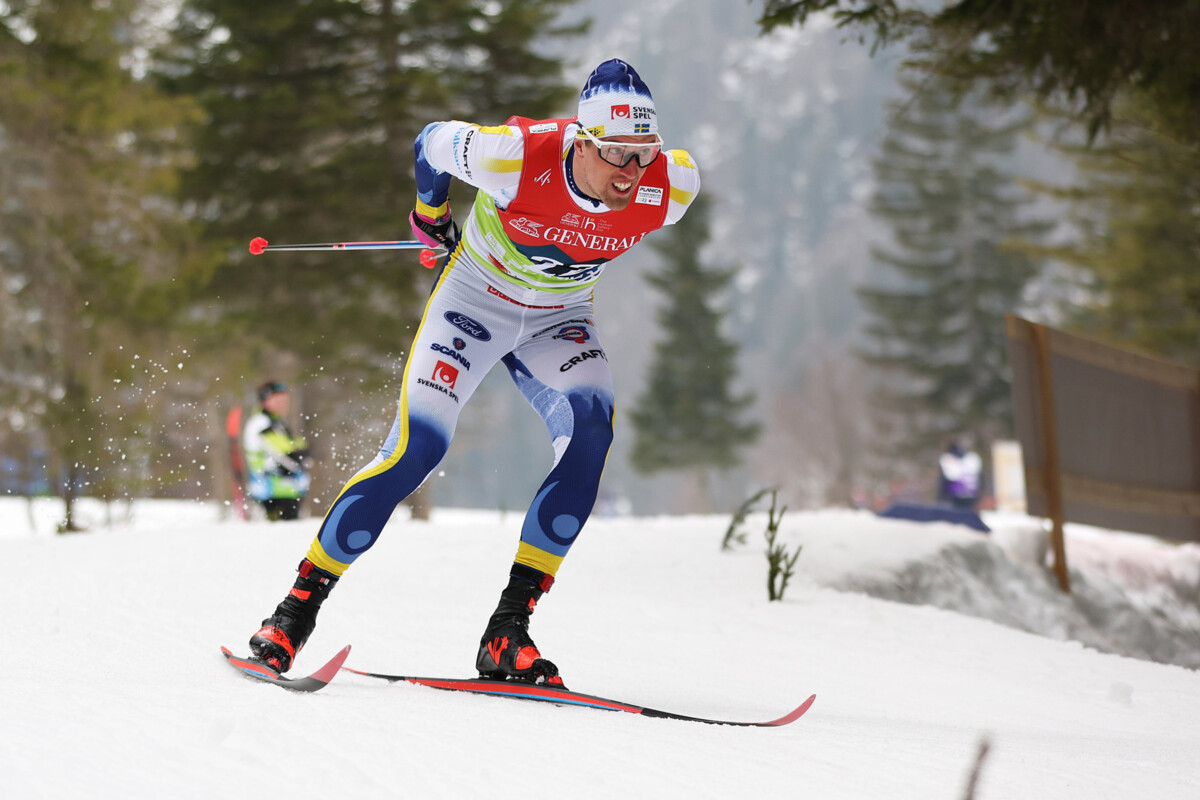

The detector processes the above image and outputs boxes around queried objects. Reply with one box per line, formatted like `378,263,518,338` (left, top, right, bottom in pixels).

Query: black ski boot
248,558,338,673
476,563,564,687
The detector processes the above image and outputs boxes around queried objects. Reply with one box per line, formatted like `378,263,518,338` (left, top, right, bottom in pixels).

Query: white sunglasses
576,127,663,168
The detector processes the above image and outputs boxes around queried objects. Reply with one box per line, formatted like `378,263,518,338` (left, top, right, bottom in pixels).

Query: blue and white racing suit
302,116,700,578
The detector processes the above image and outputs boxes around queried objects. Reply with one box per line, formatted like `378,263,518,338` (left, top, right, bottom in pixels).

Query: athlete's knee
362,417,450,503
573,410,613,451
567,393,614,458
405,419,450,474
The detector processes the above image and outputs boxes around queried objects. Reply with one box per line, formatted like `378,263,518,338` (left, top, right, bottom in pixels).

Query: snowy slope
4,499,1199,799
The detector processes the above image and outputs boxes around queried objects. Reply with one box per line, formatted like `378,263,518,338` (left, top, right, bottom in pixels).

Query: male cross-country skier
247,59,700,686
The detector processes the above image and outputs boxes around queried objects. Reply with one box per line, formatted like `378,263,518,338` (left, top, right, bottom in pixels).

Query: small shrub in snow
764,490,801,601
722,486,775,551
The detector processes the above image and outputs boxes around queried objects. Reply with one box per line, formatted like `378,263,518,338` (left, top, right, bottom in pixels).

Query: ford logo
444,311,492,341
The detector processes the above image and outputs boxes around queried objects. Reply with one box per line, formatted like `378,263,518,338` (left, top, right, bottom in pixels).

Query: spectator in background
243,381,312,521
938,438,982,510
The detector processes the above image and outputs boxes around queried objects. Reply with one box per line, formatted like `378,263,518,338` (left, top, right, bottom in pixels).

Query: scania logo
443,311,492,341
431,342,471,370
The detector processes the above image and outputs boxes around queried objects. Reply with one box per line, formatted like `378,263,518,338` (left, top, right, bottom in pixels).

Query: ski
221,645,351,693
342,667,815,726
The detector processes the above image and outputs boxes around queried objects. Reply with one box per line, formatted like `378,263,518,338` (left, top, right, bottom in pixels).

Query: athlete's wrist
415,198,450,224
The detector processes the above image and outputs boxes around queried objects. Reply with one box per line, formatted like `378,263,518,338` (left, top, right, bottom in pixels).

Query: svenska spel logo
432,360,459,389
611,104,630,119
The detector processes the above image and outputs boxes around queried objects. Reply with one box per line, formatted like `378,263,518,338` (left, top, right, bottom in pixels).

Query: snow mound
827,517,1200,669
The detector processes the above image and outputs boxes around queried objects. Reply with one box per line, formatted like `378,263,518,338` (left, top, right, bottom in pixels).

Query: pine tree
758,1,1200,149
629,194,761,497
858,71,1049,467
151,1,584,505
1034,100,1200,365
149,0,585,507
153,0,583,378
0,0,201,527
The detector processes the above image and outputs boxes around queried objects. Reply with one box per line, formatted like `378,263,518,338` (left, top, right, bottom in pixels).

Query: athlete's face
572,134,657,210
263,391,290,415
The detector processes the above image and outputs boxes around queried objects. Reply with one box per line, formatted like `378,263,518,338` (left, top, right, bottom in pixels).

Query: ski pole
248,237,446,268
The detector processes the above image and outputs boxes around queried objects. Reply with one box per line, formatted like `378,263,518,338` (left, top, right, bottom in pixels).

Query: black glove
409,209,461,249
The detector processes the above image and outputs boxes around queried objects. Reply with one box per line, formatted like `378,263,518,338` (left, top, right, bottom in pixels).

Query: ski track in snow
3,499,1200,799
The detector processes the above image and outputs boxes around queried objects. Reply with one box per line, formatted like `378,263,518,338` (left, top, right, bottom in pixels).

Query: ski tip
221,644,350,676
768,694,817,726
309,645,352,682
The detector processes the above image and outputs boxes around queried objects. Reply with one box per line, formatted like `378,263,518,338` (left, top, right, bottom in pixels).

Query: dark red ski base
342,667,815,727
221,645,351,692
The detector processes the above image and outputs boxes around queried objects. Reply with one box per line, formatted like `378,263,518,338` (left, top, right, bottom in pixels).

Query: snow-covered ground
4,498,1199,799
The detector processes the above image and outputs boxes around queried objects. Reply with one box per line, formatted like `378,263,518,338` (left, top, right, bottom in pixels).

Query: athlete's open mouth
613,180,633,193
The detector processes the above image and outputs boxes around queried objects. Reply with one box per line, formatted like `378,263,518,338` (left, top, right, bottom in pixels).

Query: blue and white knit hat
577,59,658,139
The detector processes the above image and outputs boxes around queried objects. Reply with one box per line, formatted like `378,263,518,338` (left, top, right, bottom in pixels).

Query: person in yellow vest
243,381,311,521
246,60,700,687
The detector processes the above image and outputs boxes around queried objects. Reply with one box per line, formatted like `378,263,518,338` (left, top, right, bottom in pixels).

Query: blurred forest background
2,0,1197,527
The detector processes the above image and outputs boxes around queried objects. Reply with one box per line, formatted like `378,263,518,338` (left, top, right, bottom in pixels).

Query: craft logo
635,186,664,206
634,123,651,135
559,348,608,372
553,326,590,344
454,128,475,179
508,216,544,238
431,360,459,389
611,104,630,119
534,168,553,186
586,125,606,138
443,311,492,341
528,122,559,134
